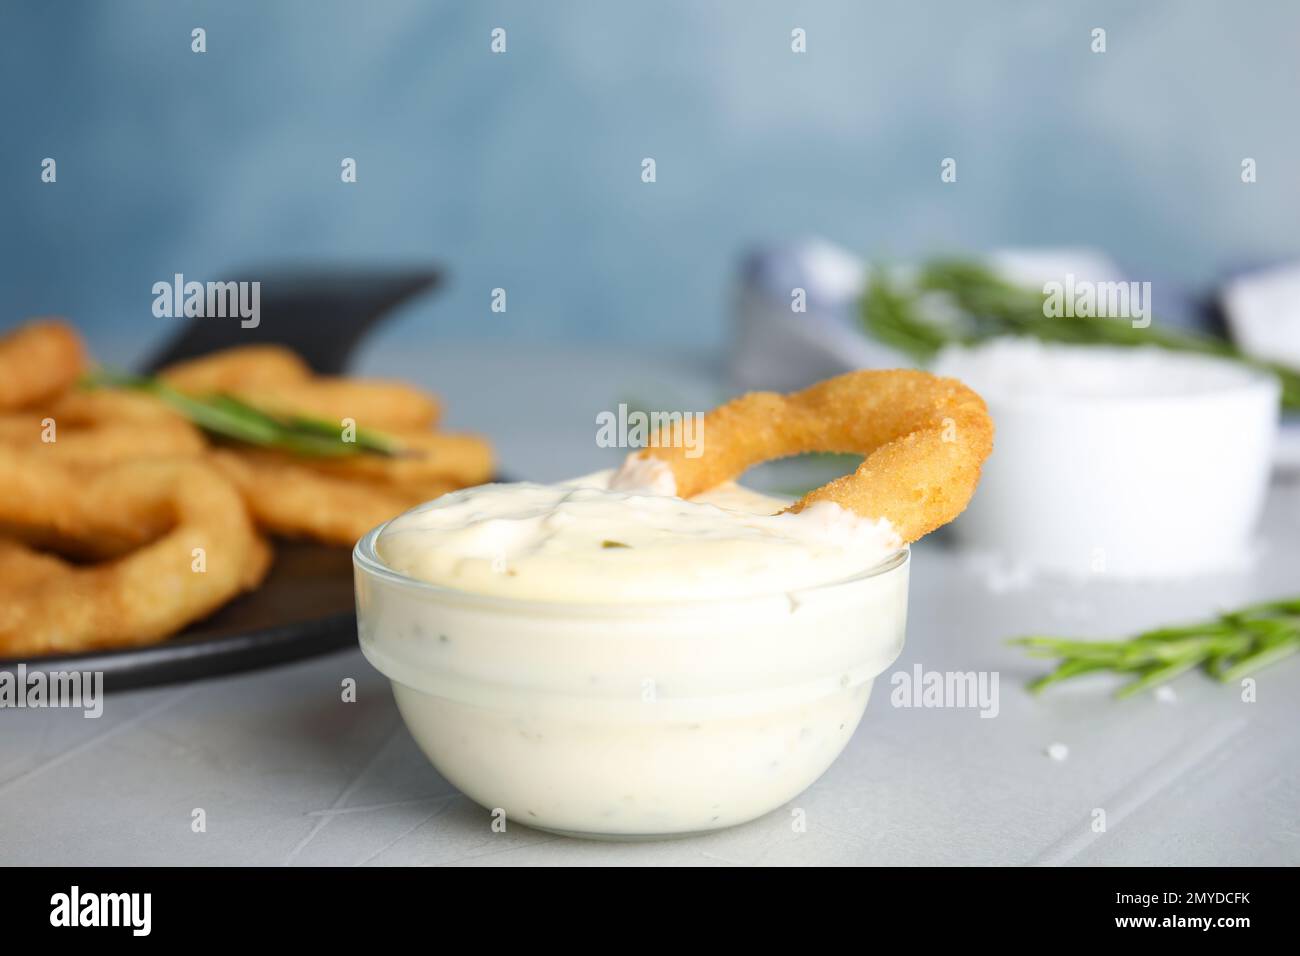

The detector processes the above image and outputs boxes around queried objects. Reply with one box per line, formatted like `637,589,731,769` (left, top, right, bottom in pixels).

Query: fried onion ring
0,390,206,467
229,378,442,431
0,450,271,655
158,345,312,392
619,369,993,543
160,347,441,430
0,319,86,410
298,429,493,486
210,449,458,546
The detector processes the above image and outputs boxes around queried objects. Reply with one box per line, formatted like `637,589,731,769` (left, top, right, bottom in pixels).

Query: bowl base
524,822,732,842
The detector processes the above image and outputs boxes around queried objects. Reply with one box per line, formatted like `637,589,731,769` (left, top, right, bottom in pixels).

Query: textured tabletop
2,344,1297,866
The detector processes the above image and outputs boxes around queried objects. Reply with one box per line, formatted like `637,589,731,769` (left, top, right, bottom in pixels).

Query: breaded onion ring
620,369,993,543
210,449,457,546
229,378,442,431
159,345,312,392
160,347,441,430
0,390,206,467
299,430,492,486
0,319,86,410
0,451,271,655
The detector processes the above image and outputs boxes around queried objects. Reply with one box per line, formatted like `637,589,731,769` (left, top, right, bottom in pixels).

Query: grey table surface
2,344,1298,866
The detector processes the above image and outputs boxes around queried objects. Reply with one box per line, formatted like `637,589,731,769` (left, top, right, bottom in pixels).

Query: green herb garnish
1012,597,1300,698
860,259,1300,409
84,370,403,457
601,540,631,549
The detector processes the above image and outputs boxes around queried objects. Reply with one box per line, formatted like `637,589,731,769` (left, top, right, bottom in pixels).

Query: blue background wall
3,0,1298,366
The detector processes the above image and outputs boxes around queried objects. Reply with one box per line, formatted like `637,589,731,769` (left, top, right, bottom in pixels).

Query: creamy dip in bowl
353,471,908,839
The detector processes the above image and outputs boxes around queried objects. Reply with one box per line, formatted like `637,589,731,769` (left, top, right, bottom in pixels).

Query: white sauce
608,454,677,496
376,470,900,602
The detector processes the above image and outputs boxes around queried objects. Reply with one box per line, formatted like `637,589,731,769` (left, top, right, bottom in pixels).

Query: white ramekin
935,341,1280,578
354,526,909,840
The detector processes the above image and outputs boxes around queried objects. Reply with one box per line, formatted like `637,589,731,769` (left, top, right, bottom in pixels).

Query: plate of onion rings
0,270,499,690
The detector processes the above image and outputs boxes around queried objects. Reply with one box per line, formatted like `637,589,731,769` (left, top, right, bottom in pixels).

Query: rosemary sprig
84,370,403,457
859,259,1300,409
1012,598,1300,698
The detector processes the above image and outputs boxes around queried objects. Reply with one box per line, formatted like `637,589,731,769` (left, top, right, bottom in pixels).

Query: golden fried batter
298,429,492,486
158,344,312,392
231,379,442,431
210,448,456,546
0,451,271,655
0,390,205,468
160,348,441,431
0,319,86,410
634,369,994,543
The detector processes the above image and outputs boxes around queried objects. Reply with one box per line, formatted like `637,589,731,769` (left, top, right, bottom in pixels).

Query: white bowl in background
933,339,1280,578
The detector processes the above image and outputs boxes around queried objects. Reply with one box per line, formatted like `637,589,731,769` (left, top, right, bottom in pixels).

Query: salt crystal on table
1046,743,1069,762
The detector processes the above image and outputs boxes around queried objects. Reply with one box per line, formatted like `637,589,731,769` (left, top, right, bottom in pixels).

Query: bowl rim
353,519,910,617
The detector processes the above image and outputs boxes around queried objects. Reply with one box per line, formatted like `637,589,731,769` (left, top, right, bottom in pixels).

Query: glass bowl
354,522,909,840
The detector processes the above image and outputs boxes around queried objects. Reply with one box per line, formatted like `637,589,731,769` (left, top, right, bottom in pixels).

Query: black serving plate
0,266,442,691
